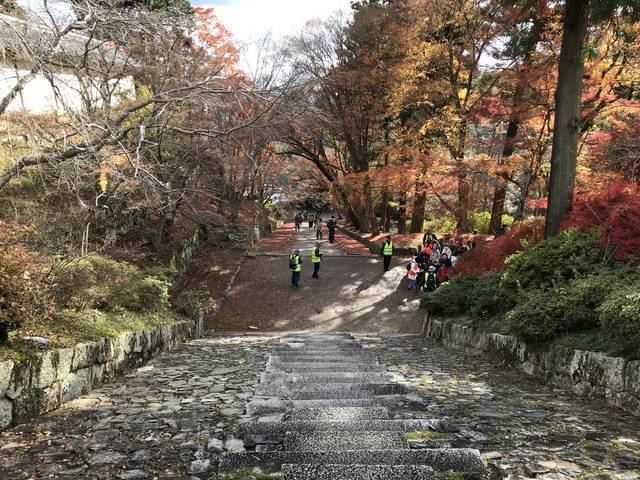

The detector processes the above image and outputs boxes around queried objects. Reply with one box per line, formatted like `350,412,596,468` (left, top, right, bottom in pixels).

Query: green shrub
122,277,170,312
421,272,516,319
505,271,624,343
501,214,515,228
471,211,491,234
51,255,170,312
423,216,457,234
173,289,218,320
466,272,518,319
598,277,640,347
502,229,606,293
421,274,478,316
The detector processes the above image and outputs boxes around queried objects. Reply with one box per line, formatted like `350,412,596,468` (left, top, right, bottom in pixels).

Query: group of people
294,211,337,243
288,242,324,288
405,233,474,292
288,216,476,291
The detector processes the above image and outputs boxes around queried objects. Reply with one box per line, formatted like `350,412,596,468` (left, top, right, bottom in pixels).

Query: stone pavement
219,332,486,479
0,334,277,479
1,332,639,479
360,334,640,480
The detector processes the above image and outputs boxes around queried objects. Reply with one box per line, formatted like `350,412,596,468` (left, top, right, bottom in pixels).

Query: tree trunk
397,191,407,234
489,119,519,234
456,170,472,233
489,8,544,234
545,0,590,238
489,181,507,234
380,189,391,232
410,181,426,233
362,174,379,234
337,187,361,229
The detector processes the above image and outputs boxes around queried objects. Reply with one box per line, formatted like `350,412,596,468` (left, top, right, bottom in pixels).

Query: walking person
308,211,315,229
289,249,302,288
315,217,323,240
407,257,420,290
381,235,394,272
311,242,323,278
294,212,303,232
327,216,336,243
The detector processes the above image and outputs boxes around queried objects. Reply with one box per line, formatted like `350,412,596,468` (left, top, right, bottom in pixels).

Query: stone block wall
0,318,202,431
425,317,640,416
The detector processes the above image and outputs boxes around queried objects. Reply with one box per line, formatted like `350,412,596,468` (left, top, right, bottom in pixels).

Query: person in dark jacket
327,216,337,243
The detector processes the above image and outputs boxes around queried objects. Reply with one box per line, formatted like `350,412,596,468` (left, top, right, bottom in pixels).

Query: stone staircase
218,333,487,479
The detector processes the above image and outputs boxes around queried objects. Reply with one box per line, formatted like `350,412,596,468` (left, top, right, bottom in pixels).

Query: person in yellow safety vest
381,235,395,272
311,243,323,279
289,249,302,288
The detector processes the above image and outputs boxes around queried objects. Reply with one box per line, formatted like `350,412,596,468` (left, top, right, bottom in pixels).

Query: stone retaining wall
425,317,640,416
0,318,202,431
336,225,416,256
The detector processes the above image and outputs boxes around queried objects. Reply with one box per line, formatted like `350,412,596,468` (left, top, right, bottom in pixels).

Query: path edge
425,316,640,417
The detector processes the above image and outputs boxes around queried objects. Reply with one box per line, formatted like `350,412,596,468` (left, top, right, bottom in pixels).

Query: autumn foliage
563,183,640,261
453,217,545,276
0,222,53,342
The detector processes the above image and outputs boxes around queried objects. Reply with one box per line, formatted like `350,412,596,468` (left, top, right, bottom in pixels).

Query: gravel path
212,226,422,333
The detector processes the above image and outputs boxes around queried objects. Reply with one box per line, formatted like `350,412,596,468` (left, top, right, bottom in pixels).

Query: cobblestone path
361,334,640,480
0,334,277,479
1,333,638,479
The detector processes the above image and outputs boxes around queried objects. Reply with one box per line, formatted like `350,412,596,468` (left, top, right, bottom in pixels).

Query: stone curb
335,225,417,257
0,317,203,431
424,317,640,416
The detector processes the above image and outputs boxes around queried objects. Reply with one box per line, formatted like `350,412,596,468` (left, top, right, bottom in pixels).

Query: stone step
288,406,390,421
282,463,435,480
275,345,364,351
275,345,366,351
284,431,408,451
256,382,407,396
260,372,393,384
279,334,355,340
268,355,378,364
266,362,387,373
280,332,355,337
246,396,406,415
260,384,407,400
219,449,486,476
279,338,359,345
236,419,451,436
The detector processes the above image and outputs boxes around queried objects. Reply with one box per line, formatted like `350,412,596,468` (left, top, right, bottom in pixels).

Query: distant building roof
0,12,132,70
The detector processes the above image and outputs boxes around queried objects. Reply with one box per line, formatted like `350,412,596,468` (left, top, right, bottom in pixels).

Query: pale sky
194,0,352,44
